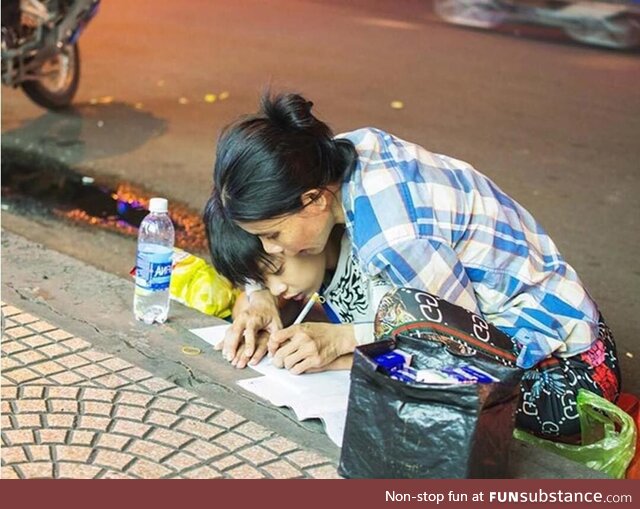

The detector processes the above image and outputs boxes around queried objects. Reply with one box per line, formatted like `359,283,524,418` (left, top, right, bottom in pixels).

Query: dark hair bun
260,92,329,137
210,89,357,225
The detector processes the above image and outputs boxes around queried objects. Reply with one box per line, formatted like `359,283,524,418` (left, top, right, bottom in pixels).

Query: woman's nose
261,238,283,255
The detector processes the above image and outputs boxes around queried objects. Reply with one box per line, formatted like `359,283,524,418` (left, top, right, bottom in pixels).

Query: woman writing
204,91,620,437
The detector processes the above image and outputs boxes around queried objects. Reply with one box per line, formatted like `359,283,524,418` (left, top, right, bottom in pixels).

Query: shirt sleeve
369,237,482,315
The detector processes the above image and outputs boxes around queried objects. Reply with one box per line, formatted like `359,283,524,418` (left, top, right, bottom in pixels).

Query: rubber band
181,346,202,356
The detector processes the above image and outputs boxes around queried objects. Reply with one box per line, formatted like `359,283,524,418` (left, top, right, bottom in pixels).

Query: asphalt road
2,0,638,392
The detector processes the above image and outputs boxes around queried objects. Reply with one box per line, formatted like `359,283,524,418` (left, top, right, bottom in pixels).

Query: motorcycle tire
21,43,80,110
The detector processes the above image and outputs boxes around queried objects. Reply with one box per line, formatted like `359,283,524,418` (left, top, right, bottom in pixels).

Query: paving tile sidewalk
0,302,340,479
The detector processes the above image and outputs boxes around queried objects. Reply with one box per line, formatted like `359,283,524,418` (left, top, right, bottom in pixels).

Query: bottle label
135,246,173,292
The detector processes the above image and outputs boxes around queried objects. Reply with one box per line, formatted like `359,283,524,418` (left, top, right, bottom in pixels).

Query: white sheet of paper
189,324,350,447
190,324,229,347
252,357,350,395
236,377,348,447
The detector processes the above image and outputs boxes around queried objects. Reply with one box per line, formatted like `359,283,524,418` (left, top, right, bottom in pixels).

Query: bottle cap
149,197,168,213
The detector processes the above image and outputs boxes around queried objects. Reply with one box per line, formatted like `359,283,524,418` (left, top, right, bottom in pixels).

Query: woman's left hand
229,330,270,369
268,322,356,374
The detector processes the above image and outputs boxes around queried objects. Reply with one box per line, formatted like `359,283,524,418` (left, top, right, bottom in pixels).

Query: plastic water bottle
134,197,175,324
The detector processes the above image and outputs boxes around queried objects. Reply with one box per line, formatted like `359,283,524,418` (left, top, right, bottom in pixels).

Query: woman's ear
300,189,330,214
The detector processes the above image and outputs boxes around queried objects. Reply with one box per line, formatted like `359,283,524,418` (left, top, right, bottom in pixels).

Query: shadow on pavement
1,101,167,166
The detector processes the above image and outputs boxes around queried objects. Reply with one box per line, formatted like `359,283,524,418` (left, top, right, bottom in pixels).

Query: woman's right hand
215,289,282,365
268,322,356,374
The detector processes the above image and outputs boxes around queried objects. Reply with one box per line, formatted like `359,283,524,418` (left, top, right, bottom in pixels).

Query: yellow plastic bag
169,248,239,319
514,389,637,479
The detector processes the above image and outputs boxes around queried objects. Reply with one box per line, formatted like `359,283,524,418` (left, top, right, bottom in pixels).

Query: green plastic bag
514,389,637,479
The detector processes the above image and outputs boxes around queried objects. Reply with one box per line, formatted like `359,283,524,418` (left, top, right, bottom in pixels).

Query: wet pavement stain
1,147,208,256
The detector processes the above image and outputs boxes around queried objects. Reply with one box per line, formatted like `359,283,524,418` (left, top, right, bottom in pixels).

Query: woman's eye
265,232,279,240
273,265,284,276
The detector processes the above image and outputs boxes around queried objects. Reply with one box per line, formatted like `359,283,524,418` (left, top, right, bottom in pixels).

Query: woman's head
208,91,356,256
204,197,326,299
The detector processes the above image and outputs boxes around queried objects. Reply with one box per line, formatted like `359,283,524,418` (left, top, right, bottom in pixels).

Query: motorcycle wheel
21,43,80,110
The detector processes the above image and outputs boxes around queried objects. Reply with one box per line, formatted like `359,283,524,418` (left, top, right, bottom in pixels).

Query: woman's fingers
248,341,269,367
245,290,281,358
231,348,245,368
227,333,269,369
222,291,282,360
272,330,322,372
289,357,317,375
282,347,308,371
283,340,321,374
243,315,261,358
218,309,281,365
221,319,246,359
223,321,347,374
268,326,296,356
240,332,269,368
271,338,300,368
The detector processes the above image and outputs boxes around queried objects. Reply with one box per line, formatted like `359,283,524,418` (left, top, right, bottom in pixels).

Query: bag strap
391,320,518,366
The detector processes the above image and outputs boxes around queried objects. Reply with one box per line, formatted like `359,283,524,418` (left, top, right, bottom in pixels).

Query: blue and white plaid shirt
339,128,599,368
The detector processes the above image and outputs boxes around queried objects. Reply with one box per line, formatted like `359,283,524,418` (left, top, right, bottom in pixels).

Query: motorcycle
1,0,100,110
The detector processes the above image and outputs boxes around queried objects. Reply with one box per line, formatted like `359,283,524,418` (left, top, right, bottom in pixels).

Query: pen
292,292,323,325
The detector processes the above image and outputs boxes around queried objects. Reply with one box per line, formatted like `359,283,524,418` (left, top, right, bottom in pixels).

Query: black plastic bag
338,288,524,479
